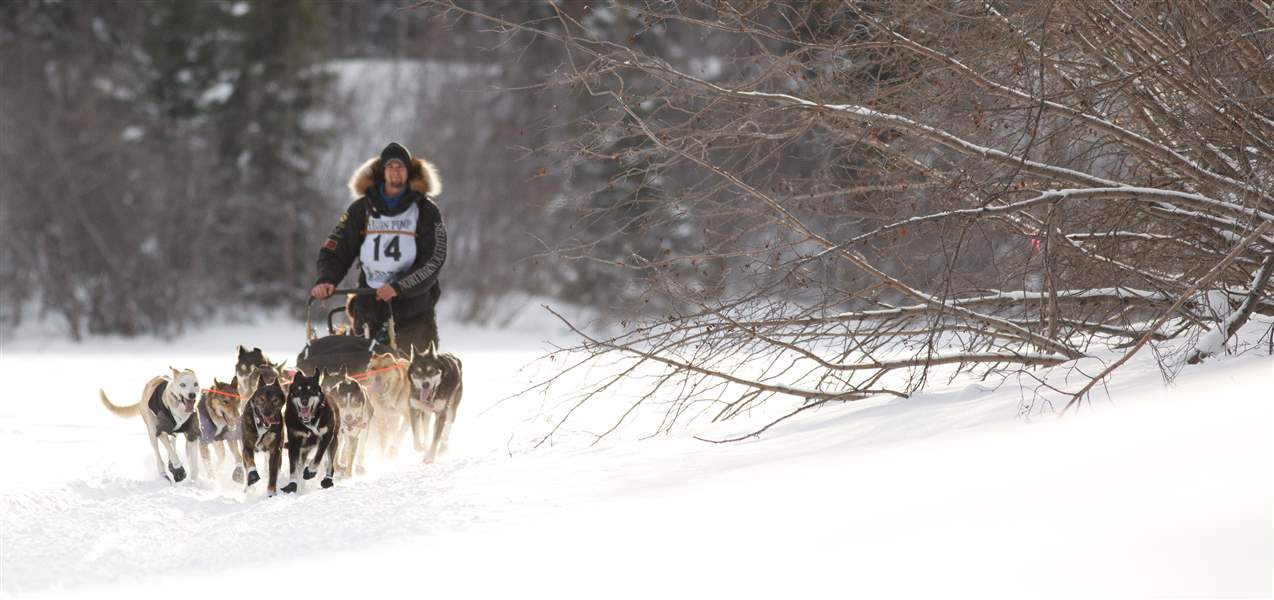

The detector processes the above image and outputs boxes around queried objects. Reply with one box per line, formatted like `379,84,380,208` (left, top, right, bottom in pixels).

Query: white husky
99,368,203,482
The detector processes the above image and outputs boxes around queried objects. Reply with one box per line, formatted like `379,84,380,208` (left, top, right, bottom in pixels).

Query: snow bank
1,313,1270,598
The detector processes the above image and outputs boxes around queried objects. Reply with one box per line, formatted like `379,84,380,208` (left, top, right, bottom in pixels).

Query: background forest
2,1,596,336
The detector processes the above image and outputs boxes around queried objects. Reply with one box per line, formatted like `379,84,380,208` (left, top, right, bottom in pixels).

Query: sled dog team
99,344,463,496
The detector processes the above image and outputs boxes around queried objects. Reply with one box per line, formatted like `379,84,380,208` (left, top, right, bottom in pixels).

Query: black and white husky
99,368,202,482
234,346,287,400
281,370,339,492
406,344,463,463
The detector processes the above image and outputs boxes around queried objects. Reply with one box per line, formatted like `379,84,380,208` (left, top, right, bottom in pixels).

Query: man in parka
310,142,447,352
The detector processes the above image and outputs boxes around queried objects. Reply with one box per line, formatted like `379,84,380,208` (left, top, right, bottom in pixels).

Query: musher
310,142,447,352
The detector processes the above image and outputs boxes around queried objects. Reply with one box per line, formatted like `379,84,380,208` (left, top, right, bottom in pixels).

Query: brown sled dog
363,351,412,458
239,373,287,496
198,378,246,483
99,368,202,482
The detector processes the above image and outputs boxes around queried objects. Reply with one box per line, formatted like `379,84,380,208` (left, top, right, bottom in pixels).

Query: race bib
360,203,419,288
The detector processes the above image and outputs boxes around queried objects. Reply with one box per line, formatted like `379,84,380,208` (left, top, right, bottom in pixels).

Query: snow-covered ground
1,306,1271,598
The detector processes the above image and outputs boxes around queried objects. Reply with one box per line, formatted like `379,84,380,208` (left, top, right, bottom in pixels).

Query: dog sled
296,288,403,376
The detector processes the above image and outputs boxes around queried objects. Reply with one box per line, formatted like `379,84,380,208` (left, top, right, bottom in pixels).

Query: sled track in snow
2,458,496,594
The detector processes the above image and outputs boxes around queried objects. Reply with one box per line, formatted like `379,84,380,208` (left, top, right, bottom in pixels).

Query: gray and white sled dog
235,346,271,400
326,371,375,478
406,343,463,463
99,368,203,482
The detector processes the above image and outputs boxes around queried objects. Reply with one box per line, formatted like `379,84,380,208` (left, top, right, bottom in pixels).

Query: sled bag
295,335,399,377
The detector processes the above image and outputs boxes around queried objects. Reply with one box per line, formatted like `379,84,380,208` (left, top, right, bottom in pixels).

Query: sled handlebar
330,287,377,296
304,287,375,310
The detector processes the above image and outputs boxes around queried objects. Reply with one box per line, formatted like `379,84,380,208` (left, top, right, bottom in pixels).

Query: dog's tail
99,389,141,419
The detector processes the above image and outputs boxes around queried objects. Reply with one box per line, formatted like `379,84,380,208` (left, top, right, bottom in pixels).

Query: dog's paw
246,470,260,486
232,467,245,484
281,482,298,494
303,467,317,480
355,465,366,476
320,477,334,489
169,465,187,482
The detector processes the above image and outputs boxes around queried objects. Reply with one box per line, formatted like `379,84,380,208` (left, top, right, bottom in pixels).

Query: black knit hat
380,142,411,168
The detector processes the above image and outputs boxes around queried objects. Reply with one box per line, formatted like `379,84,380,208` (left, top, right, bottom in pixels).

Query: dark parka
315,155,447,326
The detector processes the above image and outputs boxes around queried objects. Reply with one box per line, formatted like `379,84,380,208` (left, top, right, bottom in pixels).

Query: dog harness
294,397,327,435
301,418,326,436
249,405,282,451
197,399,241,443
360,201,418,288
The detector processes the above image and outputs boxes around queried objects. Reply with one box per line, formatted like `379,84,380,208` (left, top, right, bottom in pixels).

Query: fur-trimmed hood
347,155,442,199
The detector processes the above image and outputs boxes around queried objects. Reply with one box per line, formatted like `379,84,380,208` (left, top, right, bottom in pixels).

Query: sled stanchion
305,298,317,342
386,301,398,352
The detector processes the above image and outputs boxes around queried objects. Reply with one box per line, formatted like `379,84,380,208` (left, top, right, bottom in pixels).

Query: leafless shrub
437,0,1274,441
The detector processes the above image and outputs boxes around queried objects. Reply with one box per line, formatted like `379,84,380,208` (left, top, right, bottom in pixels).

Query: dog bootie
169,464,187,483
246,469,260,486
281,482,298,494
320,477,334,489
